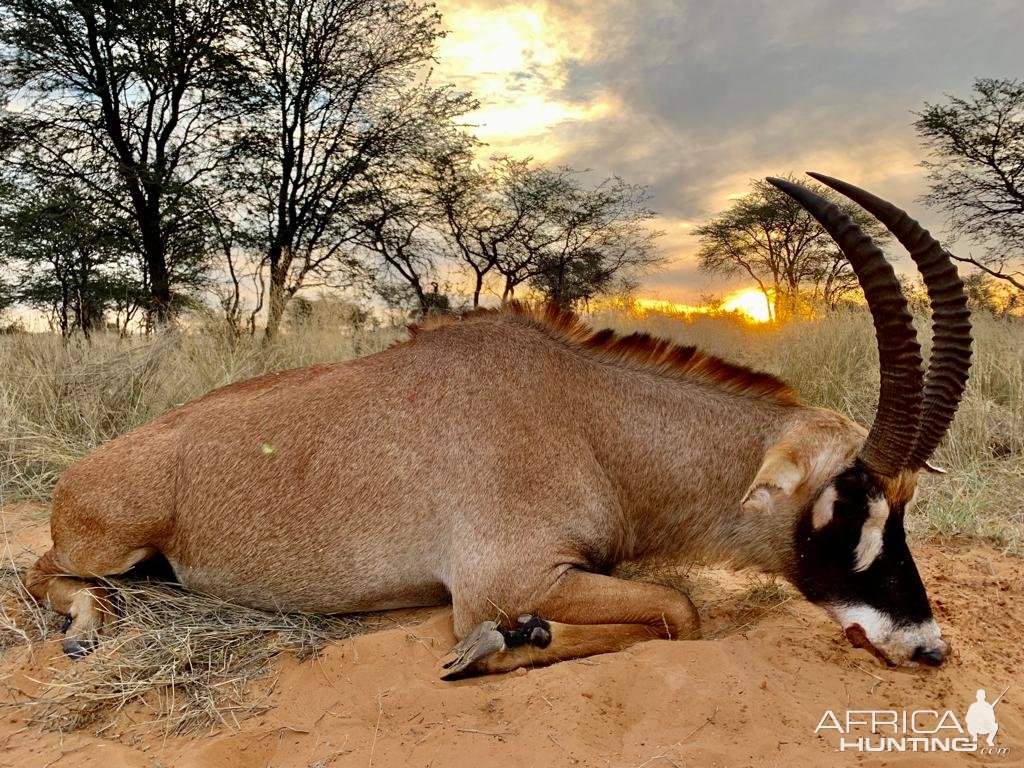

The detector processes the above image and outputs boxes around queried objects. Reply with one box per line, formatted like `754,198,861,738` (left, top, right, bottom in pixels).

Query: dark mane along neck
410,302,798,405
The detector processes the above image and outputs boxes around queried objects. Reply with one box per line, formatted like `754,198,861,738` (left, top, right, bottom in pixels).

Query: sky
433,0,1024,303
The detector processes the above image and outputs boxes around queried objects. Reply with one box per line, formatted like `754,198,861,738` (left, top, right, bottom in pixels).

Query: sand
1,503,1021,768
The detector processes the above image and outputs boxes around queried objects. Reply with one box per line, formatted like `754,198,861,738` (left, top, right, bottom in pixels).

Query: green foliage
0,180,143,335
0,0,247,323
426,154,662,311
0,0,664,332
915,78,1024,293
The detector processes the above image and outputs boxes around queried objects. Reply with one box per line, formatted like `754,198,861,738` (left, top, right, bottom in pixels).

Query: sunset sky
433,0,1023,303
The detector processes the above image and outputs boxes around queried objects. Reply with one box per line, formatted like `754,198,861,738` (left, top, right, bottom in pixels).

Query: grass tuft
0,560,377,735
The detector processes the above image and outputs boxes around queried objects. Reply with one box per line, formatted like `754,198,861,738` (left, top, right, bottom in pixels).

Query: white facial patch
831,603,894,641
852,496,889,572
811,485,837,529
829,603,945,666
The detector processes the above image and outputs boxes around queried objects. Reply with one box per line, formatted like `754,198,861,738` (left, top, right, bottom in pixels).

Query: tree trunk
265,272,288,341
138,213,172,325
472,272,484,308
59,278,70,338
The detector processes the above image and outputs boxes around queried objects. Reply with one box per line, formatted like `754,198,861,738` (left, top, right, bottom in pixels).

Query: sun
630,288,773,324
721,288,772,323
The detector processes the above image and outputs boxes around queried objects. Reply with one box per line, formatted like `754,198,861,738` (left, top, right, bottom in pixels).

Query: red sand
2,503,1021,767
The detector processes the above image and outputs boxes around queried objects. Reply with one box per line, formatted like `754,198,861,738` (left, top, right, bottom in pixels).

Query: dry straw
1,557,376,735
0,304,1020,734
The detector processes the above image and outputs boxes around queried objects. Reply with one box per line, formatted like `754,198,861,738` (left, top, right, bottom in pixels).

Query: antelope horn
766,177,924,477
806,172,972,469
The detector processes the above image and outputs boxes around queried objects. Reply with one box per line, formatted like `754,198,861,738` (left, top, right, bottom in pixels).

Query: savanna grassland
0,306,1022,768
3,306,1021,547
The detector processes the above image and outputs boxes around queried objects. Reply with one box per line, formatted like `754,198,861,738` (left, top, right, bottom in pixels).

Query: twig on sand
681,706,718,743
630,706,719,768
367,688,386,768
853,662,885,695
455,727,514,737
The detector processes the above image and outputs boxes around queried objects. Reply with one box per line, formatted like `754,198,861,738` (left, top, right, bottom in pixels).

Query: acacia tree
0,0,245,323
427,155,556,308
427,151,503,308
428,156,661,309
524,175,661,309
352,163,442,315
238,0,473,338
695,176,890,320
0,177,142,335
915,78,1024,292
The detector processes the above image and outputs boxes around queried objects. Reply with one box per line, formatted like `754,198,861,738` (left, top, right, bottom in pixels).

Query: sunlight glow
721,288,773,323
633,298,710,316
435,2,605,157
634,287,773,324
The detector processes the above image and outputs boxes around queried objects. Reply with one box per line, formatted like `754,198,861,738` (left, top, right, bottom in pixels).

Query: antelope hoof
439,615,552,680
62,616,101,659
61,596,110,661
62,636,97,660
510,614,552,647
440,620,507,680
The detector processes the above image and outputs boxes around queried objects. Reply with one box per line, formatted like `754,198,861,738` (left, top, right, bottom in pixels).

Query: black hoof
61,615,72,632
505,615,551,648
62,638,96,660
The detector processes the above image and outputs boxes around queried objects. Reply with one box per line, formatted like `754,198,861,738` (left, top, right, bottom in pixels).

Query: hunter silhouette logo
966,687,1009,748
815,684,1012,755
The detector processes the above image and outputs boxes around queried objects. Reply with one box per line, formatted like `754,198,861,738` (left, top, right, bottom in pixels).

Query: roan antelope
24,174,971,678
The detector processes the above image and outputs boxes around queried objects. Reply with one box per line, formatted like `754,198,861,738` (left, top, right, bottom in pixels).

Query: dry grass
0,557,378,735
0,316,404,500
0,303,1020,734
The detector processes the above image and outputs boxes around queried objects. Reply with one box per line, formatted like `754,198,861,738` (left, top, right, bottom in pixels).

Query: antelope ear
740,446,804,514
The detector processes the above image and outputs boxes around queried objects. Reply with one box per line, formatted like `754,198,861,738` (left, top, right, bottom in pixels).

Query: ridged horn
766,176,924,477
806,172,972,469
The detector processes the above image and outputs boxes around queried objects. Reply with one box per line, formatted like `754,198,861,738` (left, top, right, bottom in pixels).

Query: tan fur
881,470,919,509
24,303,896,671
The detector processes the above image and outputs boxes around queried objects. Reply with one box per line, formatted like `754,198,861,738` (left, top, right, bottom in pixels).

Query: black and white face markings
790,461,948,667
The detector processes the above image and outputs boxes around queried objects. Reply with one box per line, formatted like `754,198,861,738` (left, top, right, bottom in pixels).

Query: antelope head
752,173,972,667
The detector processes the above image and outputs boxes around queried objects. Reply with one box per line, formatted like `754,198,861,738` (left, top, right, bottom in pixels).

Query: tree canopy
0,0,663,333
0,0,246,322
694,176,890,320
915,77,1024,293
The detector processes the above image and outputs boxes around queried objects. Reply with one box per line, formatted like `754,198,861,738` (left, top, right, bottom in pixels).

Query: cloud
434,1,611,160
436,0,1023,300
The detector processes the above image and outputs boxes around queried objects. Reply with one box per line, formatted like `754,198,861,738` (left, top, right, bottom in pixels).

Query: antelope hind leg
23,549,115,659
440,569,700,679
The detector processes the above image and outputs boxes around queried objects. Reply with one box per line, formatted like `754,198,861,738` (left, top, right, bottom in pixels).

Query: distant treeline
0,0,663,337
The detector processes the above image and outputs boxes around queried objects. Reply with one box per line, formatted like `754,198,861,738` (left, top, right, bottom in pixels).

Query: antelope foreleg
441,569,700,679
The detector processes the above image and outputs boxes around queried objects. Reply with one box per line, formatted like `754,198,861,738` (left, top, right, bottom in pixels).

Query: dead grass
0,303,1019,734
0,316,405,500
0,559,379,735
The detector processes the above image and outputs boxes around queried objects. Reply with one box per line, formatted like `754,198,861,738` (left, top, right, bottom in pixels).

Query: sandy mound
1,503,1021,767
